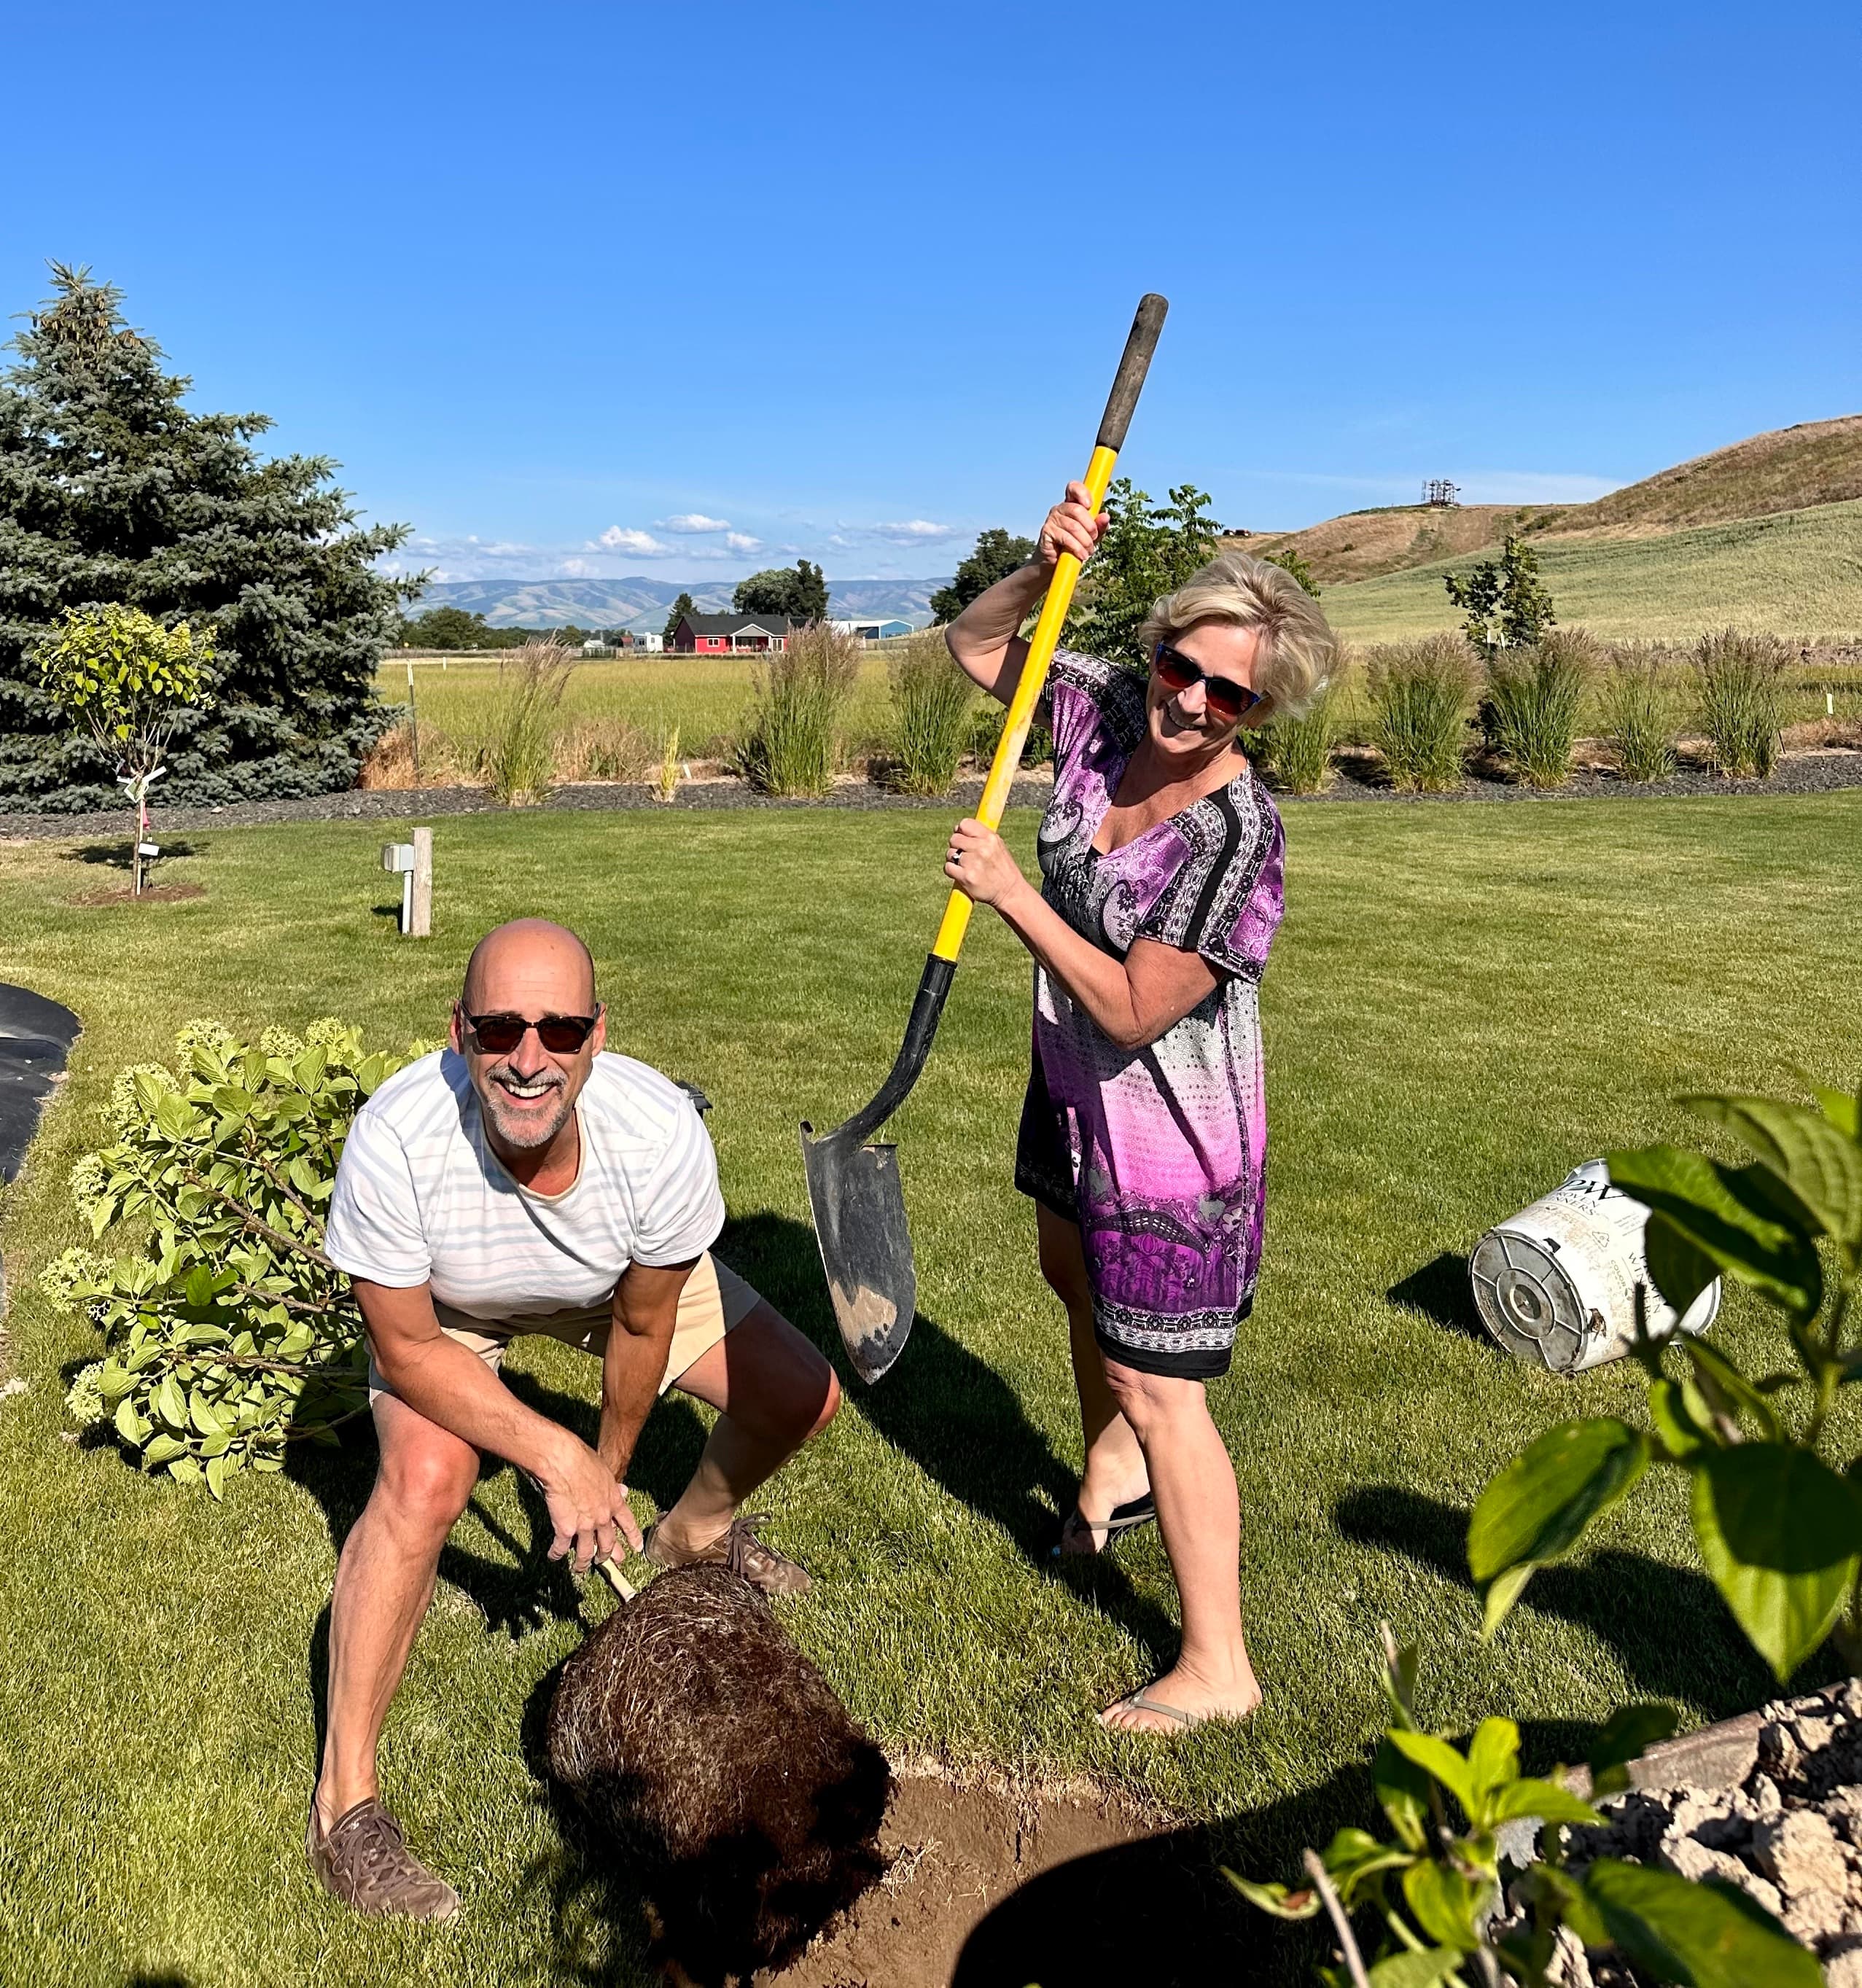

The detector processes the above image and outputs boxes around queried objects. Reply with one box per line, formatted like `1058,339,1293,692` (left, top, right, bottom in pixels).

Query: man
309,917,839,1920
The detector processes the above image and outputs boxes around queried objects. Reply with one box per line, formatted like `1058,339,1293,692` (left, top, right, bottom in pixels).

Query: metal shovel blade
799,1120,916,1385
799,954,954,1384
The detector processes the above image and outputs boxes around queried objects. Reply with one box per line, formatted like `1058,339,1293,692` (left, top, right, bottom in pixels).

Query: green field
1323,498,1862,644
3,796,1860,1983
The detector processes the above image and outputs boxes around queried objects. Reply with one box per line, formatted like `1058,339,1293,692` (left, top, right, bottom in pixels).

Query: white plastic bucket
1469,1160,1721,1373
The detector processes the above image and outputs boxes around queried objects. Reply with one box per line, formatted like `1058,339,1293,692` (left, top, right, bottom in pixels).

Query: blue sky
4,1,1857,586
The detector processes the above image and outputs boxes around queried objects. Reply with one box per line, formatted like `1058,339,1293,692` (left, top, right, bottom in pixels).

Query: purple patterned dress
1014,649,1285,1379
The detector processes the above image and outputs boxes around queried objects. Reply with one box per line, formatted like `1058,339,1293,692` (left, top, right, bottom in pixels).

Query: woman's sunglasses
1152,642,1261,725
461,1008,601,1055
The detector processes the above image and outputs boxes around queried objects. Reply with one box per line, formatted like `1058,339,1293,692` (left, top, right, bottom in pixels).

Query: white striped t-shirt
324,1049,725,1322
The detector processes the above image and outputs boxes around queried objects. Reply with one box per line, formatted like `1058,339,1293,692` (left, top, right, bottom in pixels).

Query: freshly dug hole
547,1565,891,1984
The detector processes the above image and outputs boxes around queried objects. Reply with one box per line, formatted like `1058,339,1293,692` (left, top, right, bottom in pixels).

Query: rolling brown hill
1224,414,1862,585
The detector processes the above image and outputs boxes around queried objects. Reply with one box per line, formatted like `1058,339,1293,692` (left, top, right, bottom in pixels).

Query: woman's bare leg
1095,1358,1262,1732
1037,1204,1148,1543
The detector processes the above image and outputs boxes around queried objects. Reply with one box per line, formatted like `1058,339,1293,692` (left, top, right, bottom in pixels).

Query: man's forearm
596,1325,670,1479
375,1328,571,1478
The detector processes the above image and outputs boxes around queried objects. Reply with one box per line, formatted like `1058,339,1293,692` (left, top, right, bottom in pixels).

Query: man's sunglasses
460,1008,601,1055
1152,642,1261,724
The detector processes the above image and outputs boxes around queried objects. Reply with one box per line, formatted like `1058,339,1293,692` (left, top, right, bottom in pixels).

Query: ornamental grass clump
731,622,860,798
481,639,577,804
47,1018,428,1497
1602,642,1679,781
1255,666,1345,795
1367,634,1477,791
1484,628,1599,789
885,631,976,795
1696,626,1788,777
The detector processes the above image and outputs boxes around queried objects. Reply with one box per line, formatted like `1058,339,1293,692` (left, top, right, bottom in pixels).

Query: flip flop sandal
1105,1687,1204,1731
1053,1490,1157,1559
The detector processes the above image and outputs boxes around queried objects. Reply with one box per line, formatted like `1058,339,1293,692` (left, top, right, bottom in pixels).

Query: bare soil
763,1763,1250,1988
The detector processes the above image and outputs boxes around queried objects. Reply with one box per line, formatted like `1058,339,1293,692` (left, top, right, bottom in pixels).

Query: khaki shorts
367,1252,763,1404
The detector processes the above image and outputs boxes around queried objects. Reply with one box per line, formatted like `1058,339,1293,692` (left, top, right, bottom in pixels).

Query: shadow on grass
1334,1484,1791,1717
1385,1250,1486,1341
719,1209,1183,1668
61,840,203,868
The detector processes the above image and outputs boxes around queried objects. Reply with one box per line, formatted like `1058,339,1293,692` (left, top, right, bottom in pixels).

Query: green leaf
1586,1702,1680,1797
1374,1734,1432,1852
1317,1826,1416,1900
1608,1145,1823,1319
183,1264,215,1309
1222,1870,1321,1919
1642,1212,1720,1320
1679,1338,1785,1444
205,1453,227,1500
1648,1377,1712,1459
1386,1730,1477,1820
1468,1419,1649,1631
155,1373,189,1430
1401,1860,1490,1952
1684,1092,1862,1250
167,1456,203,1484
1691,1444,1862,1680
143,1432,184,1466
1365,1950,1462,1988
1465,1716,1519,1813
1488,1777,1604,1827
1582,1858,1820,1988
1806,1079,1859,1141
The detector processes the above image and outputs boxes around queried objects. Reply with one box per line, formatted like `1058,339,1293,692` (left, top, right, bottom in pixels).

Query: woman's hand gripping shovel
800,293,1169,1384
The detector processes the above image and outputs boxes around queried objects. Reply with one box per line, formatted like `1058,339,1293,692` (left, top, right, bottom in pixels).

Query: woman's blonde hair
1137,551,1339,720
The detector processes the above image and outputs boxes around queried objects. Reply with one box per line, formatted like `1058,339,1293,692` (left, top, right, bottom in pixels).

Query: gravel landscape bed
1505,1681,1862,1986
1,750,1858,839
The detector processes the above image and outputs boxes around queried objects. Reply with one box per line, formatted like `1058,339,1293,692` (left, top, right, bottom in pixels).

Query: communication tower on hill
1422,479,1460,508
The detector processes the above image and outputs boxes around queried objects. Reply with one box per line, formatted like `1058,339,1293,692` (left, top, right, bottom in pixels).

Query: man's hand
538,1431,644,1573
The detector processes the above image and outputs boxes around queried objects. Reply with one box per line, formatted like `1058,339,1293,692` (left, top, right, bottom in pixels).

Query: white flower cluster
174,1018,238,1061
63,1361,108,1429
38,1246,113,1311
259,1026,305,1059
106,1062,176,1131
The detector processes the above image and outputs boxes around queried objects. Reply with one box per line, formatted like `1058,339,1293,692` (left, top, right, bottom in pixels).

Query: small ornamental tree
36,605,213,892
1069,479,1223,668
662,591,696,645
1445,534,1557,657
1261,546,1322,598
49,1018,429,1497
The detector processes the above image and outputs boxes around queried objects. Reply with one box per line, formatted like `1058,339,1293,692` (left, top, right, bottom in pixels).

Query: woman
943,482,1338,1734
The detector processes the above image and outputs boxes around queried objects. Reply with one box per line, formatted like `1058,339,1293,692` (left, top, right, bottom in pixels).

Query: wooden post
406,656,422,786
410,827,433,938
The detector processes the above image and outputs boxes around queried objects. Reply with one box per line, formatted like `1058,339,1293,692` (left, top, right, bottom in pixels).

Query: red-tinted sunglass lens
534,1016,596,1052
1153,648,1197,693
1155,645,1252,722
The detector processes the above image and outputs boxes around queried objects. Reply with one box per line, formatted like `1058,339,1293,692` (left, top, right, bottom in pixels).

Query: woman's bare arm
944,819,1219,1049
944,480,1107,706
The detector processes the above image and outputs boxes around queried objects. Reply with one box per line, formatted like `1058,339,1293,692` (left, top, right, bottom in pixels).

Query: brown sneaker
643,1510,812,1597
307,1796,461,1922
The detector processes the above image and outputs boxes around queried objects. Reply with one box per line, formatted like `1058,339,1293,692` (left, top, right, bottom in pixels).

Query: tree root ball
547,1565,892,1982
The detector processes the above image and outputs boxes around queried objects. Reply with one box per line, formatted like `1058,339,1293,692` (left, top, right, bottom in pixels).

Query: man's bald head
462,919,596,1013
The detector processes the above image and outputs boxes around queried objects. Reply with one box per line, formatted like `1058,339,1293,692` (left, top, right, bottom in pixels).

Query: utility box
380,828,433,937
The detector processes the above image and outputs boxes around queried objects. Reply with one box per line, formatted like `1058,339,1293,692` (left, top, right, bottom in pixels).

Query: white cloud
870,519,957,542
725,531,763,553
659,512,733,534
598,526,671,555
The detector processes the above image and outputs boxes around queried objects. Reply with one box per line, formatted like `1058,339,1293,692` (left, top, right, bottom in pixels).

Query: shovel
801,292,1169,1384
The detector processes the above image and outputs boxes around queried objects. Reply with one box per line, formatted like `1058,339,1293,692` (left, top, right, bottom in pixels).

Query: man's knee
377,1430,479,1540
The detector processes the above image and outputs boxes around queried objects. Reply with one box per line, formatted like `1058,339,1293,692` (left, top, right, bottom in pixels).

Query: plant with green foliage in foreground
1472,1075,1862,1683
1236,1632,1816,1988
480,639,577,805
47,1018,426,1497
1696,628,1789,779
36,603,214,894
886,631,978,795
1368,634,1479,792
731,620,862,797
1257,679,1341,795
1484,629,1598,790
1444,533,1557,658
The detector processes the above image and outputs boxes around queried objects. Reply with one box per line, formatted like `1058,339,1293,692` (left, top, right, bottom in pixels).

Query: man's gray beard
478,1067,572,1150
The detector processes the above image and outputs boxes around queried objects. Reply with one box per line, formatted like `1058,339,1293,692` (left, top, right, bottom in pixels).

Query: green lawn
1,795,1858,1984
1323,496,1862,644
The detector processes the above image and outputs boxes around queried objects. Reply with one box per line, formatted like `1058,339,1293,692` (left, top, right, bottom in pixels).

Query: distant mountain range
405,577,946,632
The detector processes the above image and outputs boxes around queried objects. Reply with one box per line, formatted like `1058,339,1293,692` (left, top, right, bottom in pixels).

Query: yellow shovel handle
928,292,1167,966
